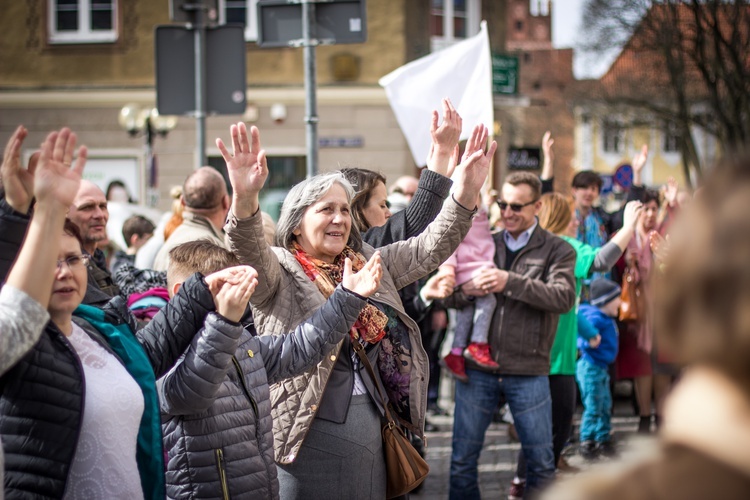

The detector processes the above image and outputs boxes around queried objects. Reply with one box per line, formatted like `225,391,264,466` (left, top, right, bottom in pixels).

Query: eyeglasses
497,199,538,212
56,255,90,270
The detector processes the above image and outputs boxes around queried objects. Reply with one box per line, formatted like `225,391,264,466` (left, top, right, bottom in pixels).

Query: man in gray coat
448,172,576,499
157,240,382,499
153,167,230,271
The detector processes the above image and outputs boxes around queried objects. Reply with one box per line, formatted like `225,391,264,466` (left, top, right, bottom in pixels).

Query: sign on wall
507,147,541,170
492,54,519,95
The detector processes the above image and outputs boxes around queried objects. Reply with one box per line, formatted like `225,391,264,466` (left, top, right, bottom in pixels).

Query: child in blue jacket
576,278,622,460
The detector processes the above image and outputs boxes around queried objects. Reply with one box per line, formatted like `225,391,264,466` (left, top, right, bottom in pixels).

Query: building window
48,0,117,44
515,20,523,31
208,154,304,219
663,121,681,153
602,120,624,153
430,0,481,51
219,0,259,41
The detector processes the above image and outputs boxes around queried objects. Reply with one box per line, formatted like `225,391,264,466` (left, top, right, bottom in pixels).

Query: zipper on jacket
231,356,258,418
214,448,230,500
232,354,275,493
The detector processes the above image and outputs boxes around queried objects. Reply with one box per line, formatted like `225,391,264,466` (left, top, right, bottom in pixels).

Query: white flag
379,21,494,167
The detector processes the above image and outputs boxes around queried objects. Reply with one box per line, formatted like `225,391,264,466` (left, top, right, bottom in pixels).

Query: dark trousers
516,374,577,479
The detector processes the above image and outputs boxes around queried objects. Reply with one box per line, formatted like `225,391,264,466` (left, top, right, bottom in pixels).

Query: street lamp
118,103,177,207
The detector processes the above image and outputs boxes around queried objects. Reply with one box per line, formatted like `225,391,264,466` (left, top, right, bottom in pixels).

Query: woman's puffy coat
225,197,475,464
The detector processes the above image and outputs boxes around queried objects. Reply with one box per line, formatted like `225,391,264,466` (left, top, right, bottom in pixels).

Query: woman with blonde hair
511,192,641,488
545,154,750,500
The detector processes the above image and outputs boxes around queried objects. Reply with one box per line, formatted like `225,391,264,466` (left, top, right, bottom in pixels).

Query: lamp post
118,104,177,207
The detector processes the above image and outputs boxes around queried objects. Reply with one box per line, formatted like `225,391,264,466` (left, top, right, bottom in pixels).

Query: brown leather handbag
353,343,429,498
619,261,643,322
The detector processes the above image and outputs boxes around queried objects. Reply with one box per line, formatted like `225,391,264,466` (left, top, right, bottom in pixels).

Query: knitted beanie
590,278,622,307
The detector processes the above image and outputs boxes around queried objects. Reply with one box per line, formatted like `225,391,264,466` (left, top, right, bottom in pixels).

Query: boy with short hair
110,214,156,274
576,277,622,460
158,240,382,499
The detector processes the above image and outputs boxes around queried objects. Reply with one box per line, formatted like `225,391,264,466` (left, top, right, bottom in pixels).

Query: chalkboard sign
507,147,541,170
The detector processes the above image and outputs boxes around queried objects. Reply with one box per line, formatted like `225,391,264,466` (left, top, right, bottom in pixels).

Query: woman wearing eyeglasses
0,128,225,499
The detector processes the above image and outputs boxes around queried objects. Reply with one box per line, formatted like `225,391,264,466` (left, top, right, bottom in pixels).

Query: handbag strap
352,342,397,426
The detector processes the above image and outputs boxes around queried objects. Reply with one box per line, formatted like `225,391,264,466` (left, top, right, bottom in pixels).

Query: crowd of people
0,97,749,500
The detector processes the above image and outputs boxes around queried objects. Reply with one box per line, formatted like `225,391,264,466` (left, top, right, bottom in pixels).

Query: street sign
169,0,218,24
155,24,246,116
257,0,367,47
600,174,614,195
614,163,634,190
507,147,541,170
492,54,519,95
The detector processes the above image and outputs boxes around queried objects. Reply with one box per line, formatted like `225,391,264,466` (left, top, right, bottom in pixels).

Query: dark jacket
454,225,576,375
0,274,214,499
159,286,366,499
363,169,452,249
0,197,114,307
362,168,452,324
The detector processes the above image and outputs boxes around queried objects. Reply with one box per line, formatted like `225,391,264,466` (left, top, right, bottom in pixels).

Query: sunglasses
497,199,538,212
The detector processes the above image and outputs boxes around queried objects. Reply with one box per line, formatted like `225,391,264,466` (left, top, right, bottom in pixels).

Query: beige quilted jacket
225,197,475,464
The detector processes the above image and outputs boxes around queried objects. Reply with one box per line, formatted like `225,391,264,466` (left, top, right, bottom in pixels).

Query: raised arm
219,122,282,305
157,267,257,415
540,131,555,194
363,99,458,247
135,272,217,377
1,126,87,374
379,125,495,288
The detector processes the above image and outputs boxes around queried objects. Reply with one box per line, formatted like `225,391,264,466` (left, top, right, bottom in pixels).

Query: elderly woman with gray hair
217,121,494,499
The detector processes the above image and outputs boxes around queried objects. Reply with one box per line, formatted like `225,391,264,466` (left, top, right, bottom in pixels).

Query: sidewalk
413,379,646,499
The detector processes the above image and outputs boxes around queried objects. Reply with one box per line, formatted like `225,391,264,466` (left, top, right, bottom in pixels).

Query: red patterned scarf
291,242,387,343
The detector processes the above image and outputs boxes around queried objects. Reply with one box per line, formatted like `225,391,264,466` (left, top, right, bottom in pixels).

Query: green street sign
492,54,518,95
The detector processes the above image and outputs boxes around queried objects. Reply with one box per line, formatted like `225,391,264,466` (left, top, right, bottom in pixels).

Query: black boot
638,415,652,434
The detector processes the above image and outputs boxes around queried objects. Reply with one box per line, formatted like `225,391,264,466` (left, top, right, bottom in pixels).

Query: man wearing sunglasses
449,172,576,499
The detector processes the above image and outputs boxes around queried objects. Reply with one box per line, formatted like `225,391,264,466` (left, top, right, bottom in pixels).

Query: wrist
232,194,259,219
6,196,31,215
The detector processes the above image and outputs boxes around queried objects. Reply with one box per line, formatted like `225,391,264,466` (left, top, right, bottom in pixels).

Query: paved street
412,378,645,499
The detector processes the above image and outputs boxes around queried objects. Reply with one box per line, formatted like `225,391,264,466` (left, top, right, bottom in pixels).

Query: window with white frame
602,119,624,153
219,0,259,42
663,120,681,153
48,0,118,44
430,0,481,51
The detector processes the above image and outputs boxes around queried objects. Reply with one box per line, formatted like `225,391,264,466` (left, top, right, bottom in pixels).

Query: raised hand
541,131,554,180
427,98,462,177
452,125,496,209
342,251,382,298
461,124,488,164
622,200,643,229
1,126,35,213
664,177,679,207
34,128,87,210
632,144,648,185
542,131,554,163
206,265,259,322
430,98,462,148
216,122,268,218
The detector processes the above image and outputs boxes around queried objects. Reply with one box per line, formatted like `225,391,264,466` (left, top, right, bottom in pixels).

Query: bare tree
579,0,750,185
